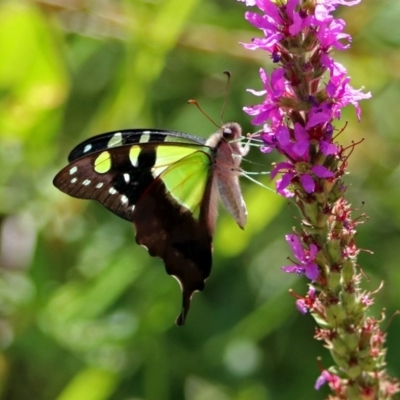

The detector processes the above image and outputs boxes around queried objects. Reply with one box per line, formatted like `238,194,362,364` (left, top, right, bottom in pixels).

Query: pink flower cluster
240,0,370,198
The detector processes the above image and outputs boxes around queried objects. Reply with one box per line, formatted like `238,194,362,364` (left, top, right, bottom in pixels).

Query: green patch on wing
94,151,112,173
157,147,211,218
151,145,203,174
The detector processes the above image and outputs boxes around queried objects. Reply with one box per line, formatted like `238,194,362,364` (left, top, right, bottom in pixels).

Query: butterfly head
206,122,244,152
221,122,242,142
218,122,249,160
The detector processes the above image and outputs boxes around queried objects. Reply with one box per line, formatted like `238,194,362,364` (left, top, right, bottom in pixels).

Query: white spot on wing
69,166,78,175
121,195,128,204
109,187,117,195
95,182,104,189
129,147,140,167
108,132,122,148
82,179,91,186
139,132,151,143
83,144,92,153
71,177,78,184
123,173,130,183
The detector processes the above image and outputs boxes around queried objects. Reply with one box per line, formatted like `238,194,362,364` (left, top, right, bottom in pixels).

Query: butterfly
53,124,248,325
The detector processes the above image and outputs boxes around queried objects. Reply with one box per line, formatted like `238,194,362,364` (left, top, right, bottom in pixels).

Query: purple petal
317,19,352,50
308,287,316,299
309,244,318,259
296,299,308,314
244,11,267,30
255,0,281,23
247,35,283,51
292,124,309,156
300,173,315,193
311,165,334,178
315,372,328,390
276,125,291,147
270,162,293,179
276,179,294,198
251,110,274,125
292,140,309,157
282,265,303,275
285,234,304,261
314,5,333,23
259,67,269,86
293,123,308,141
306,106,332,128
320,141,338,155
276,172,294,194
286,0,297,16
260,145,273,154
270,68,286,95
305,262,319,281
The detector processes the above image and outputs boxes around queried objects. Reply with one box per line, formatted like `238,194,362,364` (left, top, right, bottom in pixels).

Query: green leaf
56,368,118,400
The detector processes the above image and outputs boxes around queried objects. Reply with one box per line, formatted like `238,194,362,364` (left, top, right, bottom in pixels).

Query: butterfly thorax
205,122,248,233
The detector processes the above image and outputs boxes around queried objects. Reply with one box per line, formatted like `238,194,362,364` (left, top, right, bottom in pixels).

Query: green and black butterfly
53,124,248,325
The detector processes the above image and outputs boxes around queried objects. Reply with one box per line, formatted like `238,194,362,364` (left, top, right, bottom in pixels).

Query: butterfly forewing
54,141,211,222
68,129,206,162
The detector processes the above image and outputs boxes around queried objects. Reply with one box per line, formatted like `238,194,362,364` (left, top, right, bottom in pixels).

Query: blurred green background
1,0,400,399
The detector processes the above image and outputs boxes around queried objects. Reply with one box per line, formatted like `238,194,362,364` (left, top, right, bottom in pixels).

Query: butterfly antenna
220,70,231,124
187,99,220,129
188,71,232,129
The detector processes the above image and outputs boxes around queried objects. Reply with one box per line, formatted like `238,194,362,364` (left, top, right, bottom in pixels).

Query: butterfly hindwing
132,170,212,326
133,146,214,324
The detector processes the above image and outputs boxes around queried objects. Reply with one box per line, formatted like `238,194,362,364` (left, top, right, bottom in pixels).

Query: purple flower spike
239,0,397,397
